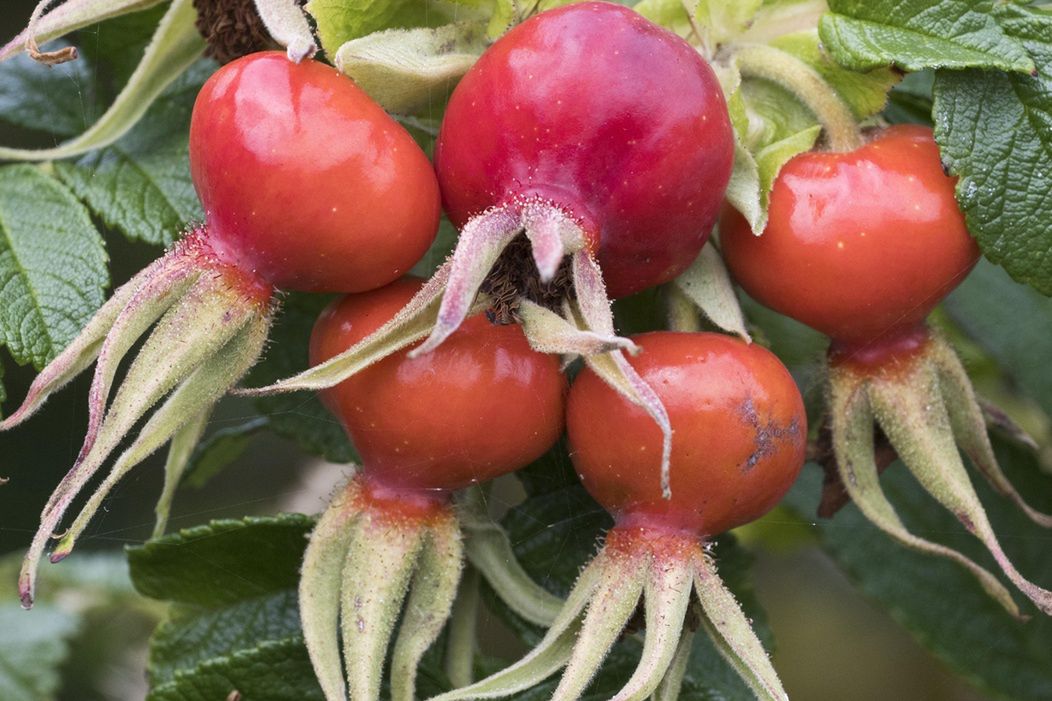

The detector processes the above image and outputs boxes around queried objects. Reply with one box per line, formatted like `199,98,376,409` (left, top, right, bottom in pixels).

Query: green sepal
390,514,464,701
609,555,694,701
866,352,1052,615
0,0,204,161
334,23,485,114
827,359,1025,619
652,630,694,701
153,408,209,537
672,245,750,341
427,554,607,700
300,477,363,701
694,554,786,701
341,512,426,701
458,487,564,627
928,333,1052,528
52,309,271,558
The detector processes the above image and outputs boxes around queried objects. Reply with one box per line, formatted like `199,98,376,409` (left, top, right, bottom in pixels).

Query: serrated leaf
786,440,1052,701
883,69,934,125
0,0,204,162
307,0,450,57
148,637,323,701
770,30,899,119
933,5,1052,296
819,0,1035,73
334,23,484,114
55,60,212,245
0,164,108,368
0,603,79,701
945,260,1052,418
246,293,356,463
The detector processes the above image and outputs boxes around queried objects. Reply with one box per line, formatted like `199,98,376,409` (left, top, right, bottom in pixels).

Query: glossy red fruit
720,124,979,351
191,51,441,293
435,2,734,298
311,278,568,493
567,332,806,536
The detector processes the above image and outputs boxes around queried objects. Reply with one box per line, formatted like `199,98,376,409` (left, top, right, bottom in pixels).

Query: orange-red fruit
311,279,567,493
720,124,979,349
567,332,806,536
190,52,441,293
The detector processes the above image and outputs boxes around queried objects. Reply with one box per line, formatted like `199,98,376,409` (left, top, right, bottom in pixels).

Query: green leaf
247,293,357,463
0,164,108,368
149,637,323,701
306,0,450,57
819,0,1035,73
128,516,321,699
0,603,79,701
933,5,1052,296
0,0,204,162
129,514,313,606
786,443,1052,701
633,0,692,38
883,69,934,125
55,61,212,246
945,259,1052,418
183,417,270,489
0,45,98,137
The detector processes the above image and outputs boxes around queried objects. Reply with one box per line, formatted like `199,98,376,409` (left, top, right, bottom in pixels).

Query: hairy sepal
672,245,751,342
458,486,563,626
153,408,209,537
301,477,363,701
19,271,269,607
694,554,787,701
519,300,637,358
239,262,483,395
253,0,317,62
608,553,693,701
927,333,1052,528
427,554,607,701
865,355,1052,615
0,255,169,431
827,361,1025,619
652,630,694,701
0,0,164,62
390,513,464,701
51,311,271,560
334,23,484,114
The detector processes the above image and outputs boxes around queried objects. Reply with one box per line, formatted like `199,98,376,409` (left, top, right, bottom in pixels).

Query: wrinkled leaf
819,0,1034,73
55,60,212,245
933,5,1052,295
0,165,107,368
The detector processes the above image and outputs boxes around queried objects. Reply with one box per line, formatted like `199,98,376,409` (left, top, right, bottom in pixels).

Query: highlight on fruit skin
300,278,567,701
244,1,736,502
721,124,1052,618
430,332,807,701
3,50,440,608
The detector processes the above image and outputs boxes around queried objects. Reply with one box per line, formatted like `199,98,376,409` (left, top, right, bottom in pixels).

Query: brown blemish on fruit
739,398,800,472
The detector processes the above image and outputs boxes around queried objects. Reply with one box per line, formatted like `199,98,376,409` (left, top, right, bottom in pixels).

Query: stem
445,567,481,687
734,43,862,152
